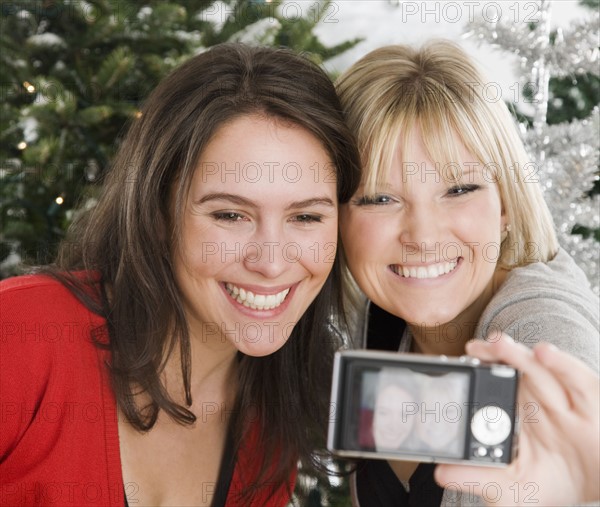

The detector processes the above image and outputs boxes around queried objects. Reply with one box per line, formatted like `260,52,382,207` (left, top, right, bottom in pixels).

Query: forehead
365,121,486,191
194,115,336,191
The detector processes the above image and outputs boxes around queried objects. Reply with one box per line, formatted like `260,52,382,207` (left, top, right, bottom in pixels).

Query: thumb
434,463,506,496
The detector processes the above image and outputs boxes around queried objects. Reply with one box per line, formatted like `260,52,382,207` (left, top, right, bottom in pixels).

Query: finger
533,343,599,412
465,339,499,362
467,333,535,370
434,463,507,497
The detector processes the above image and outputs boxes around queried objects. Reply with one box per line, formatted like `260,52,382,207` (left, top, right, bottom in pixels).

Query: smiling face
415,375,468,453
372,383,416,450
172,115,337,357
340,127,506,333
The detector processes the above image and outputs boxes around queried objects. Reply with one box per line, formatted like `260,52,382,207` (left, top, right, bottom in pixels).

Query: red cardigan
0,275,294,506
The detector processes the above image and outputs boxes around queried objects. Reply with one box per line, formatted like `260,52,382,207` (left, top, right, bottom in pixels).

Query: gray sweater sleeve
475,249,599,372
444,250,599,506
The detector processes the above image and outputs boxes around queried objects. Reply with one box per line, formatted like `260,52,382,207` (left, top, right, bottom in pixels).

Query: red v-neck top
0,274,294,506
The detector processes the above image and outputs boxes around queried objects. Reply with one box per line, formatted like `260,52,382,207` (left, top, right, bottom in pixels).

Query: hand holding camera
434,334,600,506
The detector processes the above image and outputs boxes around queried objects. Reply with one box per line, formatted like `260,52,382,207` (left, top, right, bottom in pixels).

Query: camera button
492,448,504,458
471,406,512,446
475,446,487,457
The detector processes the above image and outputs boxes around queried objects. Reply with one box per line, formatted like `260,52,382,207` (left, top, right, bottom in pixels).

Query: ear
500,199,507,230
499,203,510,242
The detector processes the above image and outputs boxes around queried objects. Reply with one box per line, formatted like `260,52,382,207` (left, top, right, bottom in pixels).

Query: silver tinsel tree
465,0,600,294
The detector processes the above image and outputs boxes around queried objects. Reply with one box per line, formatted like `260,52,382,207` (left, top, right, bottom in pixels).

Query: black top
355,460,444,507
355,302,445,507
364,301,407,352
124,421,236,507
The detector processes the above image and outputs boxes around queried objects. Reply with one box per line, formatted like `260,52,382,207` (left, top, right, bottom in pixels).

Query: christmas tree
1,2,358,504
0,0,359,277
466,0,600,294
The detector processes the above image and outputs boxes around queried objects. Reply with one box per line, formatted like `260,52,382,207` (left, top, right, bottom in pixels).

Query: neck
162,326,239,410
409,269,508,356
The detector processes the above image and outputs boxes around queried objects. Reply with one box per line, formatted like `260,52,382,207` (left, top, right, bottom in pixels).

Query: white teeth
225,284,291,311
427,264,439,278
393,260,458,280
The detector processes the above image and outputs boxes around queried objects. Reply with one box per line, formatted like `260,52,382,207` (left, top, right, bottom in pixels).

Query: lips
390,259,459,279
225,283,291,311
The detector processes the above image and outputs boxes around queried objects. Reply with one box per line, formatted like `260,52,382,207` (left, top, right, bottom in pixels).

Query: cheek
296,223,338,278
179,223,238,276
452,201,502,244
341,211,384,263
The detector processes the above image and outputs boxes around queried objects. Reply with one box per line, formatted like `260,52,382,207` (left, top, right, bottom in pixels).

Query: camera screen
345,365,471,459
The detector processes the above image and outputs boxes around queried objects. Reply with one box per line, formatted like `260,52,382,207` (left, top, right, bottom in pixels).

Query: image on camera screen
354,367,470,459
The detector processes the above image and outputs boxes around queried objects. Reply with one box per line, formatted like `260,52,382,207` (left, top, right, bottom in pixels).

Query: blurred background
1,0,598,286
0,1,598,502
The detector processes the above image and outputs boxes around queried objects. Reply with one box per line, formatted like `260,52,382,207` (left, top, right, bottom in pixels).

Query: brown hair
52,43,361,500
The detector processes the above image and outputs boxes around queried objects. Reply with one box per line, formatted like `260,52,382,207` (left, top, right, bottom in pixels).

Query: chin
405,312,459,328
380,300,448,323
237,336,290,357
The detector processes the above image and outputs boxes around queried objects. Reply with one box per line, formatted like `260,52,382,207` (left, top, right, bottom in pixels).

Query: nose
242,225,289,279
399,204,444,259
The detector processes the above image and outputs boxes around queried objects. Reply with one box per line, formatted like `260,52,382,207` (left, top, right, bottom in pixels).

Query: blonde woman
336,41,599,507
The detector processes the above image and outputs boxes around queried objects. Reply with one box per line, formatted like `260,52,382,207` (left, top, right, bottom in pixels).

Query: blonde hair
336,41,558,269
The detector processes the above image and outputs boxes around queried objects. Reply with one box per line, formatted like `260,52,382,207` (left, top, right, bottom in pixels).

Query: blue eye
354,195,393,206
447,184,480,196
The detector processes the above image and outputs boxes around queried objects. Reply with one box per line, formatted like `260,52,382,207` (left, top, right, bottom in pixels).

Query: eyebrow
451,167,483,182
285,197,336,210
194,193,336,209
194,193,254,206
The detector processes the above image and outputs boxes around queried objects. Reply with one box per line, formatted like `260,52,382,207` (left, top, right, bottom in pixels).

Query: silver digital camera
327,350,519,466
